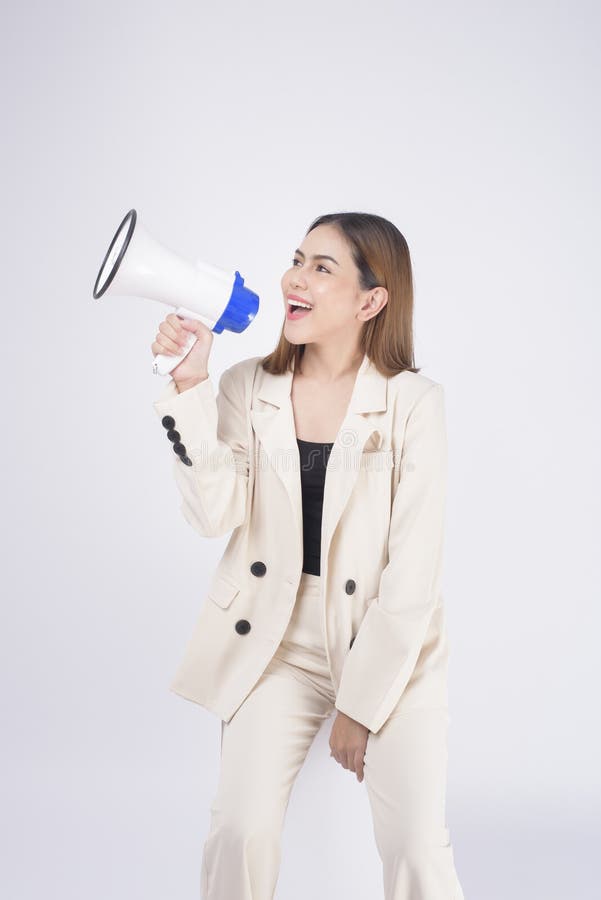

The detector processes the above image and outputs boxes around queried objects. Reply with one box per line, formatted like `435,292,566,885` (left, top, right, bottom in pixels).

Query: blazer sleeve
152,366,251,538
333,382,448,734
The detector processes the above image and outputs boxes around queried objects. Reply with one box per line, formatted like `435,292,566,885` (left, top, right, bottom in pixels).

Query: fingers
151,314,189,357
354,748,365,783
330,744,365,782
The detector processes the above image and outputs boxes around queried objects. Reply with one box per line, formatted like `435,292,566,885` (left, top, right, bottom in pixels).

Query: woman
151,212,465,899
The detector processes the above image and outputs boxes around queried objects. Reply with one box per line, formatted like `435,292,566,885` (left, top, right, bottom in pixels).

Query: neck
298,344,364,383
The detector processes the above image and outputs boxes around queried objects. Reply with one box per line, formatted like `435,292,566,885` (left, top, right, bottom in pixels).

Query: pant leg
363,707,465,900
200,572,334,900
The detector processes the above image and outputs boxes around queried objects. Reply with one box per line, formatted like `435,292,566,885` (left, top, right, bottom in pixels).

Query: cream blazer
152,351,450,734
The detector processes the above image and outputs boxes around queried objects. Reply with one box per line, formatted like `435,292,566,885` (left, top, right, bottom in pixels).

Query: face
280,223,387,345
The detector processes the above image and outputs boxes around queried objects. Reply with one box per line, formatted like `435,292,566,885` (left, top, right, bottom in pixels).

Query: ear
359,286,388,321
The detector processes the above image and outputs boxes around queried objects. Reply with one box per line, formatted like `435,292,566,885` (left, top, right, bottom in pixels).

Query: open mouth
287,300,313,320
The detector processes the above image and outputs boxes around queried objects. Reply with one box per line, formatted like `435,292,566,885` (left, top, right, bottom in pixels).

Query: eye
292,258,330,273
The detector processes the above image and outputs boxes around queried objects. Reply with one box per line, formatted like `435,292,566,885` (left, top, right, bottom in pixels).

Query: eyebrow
294,248,340,266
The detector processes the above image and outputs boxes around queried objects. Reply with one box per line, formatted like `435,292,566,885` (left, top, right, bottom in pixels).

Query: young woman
152,212,465,899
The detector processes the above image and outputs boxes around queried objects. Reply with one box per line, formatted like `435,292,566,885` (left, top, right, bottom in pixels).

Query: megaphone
92,209,260,375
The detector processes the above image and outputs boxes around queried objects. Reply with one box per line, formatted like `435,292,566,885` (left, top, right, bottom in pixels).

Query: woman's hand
151,312,214,390
329,712,369,782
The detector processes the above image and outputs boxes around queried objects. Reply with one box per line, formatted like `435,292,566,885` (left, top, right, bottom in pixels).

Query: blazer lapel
249,352,388,563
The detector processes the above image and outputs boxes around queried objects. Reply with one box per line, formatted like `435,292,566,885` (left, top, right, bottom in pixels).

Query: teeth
289,299,312,310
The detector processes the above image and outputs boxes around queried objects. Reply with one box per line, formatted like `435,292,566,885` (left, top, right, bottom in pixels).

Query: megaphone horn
92,209,260,375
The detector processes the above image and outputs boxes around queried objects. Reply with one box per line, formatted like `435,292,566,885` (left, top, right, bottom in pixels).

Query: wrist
175,374,208,393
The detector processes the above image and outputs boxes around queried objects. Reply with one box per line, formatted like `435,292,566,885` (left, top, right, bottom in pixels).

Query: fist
151,312,214,387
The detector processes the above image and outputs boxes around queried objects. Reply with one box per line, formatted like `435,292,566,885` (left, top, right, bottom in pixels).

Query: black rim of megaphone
93,209,137,299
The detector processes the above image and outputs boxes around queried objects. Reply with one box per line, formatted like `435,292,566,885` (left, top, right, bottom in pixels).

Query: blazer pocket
207,572,241,609
360,448,394,471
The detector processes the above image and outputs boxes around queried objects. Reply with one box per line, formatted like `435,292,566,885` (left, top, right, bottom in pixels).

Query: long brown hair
260,211,420,377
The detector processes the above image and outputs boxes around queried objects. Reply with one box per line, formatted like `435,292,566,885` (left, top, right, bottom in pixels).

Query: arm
334,382,448,734
153,366,251,538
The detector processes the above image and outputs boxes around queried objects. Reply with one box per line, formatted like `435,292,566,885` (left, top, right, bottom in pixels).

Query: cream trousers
200,570,465,899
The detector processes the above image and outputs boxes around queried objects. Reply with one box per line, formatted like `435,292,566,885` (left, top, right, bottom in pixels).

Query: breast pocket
360,448,395,473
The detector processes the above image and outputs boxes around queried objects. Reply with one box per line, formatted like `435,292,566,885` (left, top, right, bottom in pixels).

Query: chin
284,333,304,346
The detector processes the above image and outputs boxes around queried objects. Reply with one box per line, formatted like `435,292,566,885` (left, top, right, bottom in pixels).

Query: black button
167,429,180,443
349,636,355,649
250,561,267,577
161,415,175,430
345,579,356,595
235,619,251,635
180,456,193,466
173,442,187,457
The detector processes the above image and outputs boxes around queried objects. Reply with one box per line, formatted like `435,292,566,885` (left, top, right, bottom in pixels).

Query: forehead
298,224,350,260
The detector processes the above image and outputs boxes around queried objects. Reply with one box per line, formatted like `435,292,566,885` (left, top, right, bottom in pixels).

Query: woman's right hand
151,313,214,390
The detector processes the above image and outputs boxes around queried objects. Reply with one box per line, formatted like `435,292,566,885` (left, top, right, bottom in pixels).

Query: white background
2,1,599,897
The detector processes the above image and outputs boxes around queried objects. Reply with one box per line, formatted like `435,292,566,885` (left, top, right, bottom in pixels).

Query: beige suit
152,351,450,735
153,351,465,899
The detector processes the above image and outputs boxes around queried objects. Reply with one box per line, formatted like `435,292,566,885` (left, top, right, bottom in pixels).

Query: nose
290,265,306,289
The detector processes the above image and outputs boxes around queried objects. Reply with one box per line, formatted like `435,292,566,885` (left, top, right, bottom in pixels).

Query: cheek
317,291,352,317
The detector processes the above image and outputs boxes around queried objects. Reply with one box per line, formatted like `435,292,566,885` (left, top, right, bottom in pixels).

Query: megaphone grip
152,328,197,377
152,307,215,376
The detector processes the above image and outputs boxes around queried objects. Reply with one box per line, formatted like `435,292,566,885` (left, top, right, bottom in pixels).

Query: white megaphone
92,209,260,375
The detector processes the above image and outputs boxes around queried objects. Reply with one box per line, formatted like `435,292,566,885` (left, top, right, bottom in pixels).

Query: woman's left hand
329,712,369,782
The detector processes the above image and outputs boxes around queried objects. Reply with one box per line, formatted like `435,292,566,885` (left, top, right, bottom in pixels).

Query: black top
296,438,335,576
